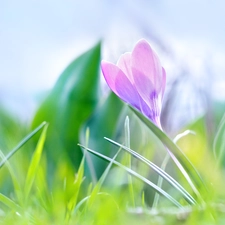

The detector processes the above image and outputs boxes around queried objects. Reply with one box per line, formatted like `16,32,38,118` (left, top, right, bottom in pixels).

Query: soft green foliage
1,42,225,224
130,107,206,195
24,123,48,201
104,137,196,205
0,108,28,156
79,143,182,207
79,92,124,181
0,122,46,169
32,42,101,169
213,113,225,167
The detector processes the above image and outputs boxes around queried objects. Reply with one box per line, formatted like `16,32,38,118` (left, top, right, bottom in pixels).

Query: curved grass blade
173,130,196,143
104,137,196,205
80,147,121,211
79,144,183,208
152,153,170,208
124,116,135,207
0,122,47,169
65,156,85,223
74,192,119,215
130,107,206,193
0,193,21,212
153,130,196,208
82,127,98,185
0,151,23,204
24,123,48,200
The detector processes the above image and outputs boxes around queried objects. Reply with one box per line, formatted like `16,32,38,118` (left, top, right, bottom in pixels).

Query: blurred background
1,2,225,219
1,0,225,131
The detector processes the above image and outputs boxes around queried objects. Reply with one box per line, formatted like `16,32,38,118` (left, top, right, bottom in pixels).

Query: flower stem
125,116,135,207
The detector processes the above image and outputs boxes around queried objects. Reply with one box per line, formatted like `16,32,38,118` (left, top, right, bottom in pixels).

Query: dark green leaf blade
79,92,124,180
32,42,101,168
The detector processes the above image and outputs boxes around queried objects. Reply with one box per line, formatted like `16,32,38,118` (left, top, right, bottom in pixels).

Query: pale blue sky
1,0,225,121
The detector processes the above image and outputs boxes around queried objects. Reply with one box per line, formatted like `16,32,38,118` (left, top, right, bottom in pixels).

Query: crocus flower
101,39,166,128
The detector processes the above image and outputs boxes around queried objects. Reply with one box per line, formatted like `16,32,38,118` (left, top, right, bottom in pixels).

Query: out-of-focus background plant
1,0,225,128
1,1,225,224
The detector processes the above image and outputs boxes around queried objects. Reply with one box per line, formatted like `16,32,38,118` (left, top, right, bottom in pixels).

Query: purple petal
101,61,140,110
117,53,133,83
139,97,162,128
131,39,163,92
131,68,157,109
161,67,166,99
101,39,166,129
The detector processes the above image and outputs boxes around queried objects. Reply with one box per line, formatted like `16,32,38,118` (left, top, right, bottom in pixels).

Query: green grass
1,42,225,224
0,113,225,224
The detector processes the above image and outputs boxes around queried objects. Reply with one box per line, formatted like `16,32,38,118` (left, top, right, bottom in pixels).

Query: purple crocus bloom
101,39,166,128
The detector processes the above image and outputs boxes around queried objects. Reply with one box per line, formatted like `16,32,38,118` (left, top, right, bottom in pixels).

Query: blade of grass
65,156,85,223
124,116,130,148
130,107,206,199
74,192,119,215
24,123,48,201
104,137,196,205
0,122,47,169
66,130,91,223
0,150,23,205
82,127,97,185
152,153,170,208
0,193,21,213
35,154,52,213
79,147,121,211
152,130,196,208
79,144,183,208
124,116,135,207
65,128,91,221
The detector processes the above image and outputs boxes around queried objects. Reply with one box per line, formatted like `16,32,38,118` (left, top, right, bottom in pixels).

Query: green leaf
79,92,124,180
24,123,48,200
32,42,101,168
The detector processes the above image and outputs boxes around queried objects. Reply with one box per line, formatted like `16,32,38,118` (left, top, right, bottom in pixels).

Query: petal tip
135,39,151,49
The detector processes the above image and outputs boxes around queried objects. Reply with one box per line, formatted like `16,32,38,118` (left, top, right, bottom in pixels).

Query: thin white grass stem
167,150,204,203
130,107,206,192
152,153,170,208
79,145,183,208
104,138,196,205
82,127,97,185
125,116,135,207
0,122,47,169
152,130,196,208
